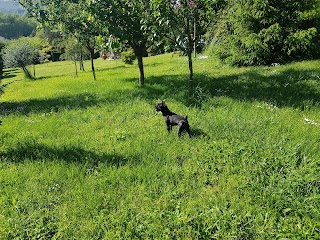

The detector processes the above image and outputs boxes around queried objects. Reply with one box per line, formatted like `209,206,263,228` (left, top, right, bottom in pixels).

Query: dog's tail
185,116,188,122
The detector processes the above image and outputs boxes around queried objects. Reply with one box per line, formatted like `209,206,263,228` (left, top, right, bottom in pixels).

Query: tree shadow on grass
96,64,128,72
0,75,185,117
0,141,139,167
1,68,20,80
123,74,189,103
0,92,102,116
0,90,134,116
135,67,320,109
1,66,320,117
198,68,320,108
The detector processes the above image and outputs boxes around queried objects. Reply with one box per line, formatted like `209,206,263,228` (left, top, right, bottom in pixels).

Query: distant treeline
0,13,37,39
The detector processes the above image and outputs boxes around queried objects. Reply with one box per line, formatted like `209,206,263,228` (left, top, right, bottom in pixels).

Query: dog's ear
162,100,166,106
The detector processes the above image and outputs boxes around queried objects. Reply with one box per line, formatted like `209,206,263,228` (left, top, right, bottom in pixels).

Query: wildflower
304,118,319,126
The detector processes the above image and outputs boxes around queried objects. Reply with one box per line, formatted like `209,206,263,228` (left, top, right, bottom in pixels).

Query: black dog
155,101,190,138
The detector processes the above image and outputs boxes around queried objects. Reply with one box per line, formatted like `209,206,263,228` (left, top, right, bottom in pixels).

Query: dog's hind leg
178,121,191,138
178,123,184,138
185,125,191,138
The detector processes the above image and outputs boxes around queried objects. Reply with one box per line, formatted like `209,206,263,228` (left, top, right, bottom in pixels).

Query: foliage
209,0,320,66
2,36,48,78
0,55,320,238
60,38,88,62
153,0,224,52
0,12,37,39
121,50,136,64
60,37,89,76
153,0,226,96
97,35,125,56
19,0,101,80
2,39,37,78
90,0,157,85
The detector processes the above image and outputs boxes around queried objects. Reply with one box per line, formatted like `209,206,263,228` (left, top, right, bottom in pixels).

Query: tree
60,37,89,77
153,0,225,96
3,40,36,79
22,36,48,77
89,0,157,85
19,0,101,81
210,0,320,66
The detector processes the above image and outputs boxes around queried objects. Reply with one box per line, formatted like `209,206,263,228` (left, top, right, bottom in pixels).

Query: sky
0,0,26,14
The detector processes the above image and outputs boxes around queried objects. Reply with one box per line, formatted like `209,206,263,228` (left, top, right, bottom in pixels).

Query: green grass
0,54,320,239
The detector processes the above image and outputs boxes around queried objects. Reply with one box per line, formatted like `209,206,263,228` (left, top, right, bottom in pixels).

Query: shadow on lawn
1,68,19,80
1,69,20,97
137,67,320,109
201,67,320,108
0,141,138,167
1,66,320,117
0,90,131,116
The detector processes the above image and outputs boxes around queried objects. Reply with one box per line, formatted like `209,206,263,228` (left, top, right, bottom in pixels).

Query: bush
285,28,318,58
209,0,320,66
3,41,36,79
121,50,136,64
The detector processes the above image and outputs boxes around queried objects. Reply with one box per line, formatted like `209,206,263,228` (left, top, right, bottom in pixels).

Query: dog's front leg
165,116,172,132
185,125,191,138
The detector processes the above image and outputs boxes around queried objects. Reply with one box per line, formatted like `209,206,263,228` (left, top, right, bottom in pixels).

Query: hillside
0,55,320,238
0,0,25,14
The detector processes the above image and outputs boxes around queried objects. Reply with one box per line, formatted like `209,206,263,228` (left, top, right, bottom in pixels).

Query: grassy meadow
0,54,320,239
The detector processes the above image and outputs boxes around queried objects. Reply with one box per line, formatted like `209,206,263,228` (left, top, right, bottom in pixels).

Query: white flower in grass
304,118,319,126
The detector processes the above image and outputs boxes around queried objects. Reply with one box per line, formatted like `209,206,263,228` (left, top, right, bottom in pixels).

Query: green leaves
210,0,320,66
285,28,318,56
3,39,36,78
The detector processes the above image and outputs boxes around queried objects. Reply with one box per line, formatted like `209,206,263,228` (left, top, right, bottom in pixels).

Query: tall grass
0,54,319,239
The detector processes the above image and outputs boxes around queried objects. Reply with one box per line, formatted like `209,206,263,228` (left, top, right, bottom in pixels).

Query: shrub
285,28,318,58
121,50,136,64
3,41,36,79
209,0,320,66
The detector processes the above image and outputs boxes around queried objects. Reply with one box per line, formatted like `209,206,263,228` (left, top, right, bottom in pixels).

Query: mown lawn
0,54,319,239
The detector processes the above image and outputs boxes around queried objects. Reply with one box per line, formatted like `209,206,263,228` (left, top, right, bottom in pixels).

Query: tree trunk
193,20,197,59
185,15,194,97
74,60,78,77
133,44,146,86
137,55,145,85
79,53,85,71
187,51,193,97
89,48,96,81
22,66,32,79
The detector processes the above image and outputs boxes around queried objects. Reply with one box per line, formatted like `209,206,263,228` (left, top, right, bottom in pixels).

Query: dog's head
155,101,167,112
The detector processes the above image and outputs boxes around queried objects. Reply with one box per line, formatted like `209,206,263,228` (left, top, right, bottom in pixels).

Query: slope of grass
0,54,319,239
